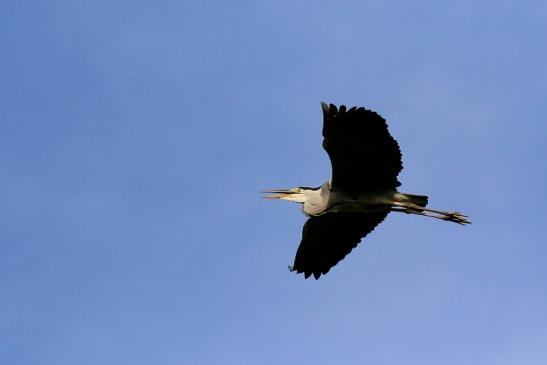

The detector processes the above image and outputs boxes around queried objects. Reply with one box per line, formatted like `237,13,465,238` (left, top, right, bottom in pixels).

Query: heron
263,102,470,279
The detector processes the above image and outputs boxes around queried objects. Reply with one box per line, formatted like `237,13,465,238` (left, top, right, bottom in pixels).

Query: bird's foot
392,202,471,225
441,211,470,225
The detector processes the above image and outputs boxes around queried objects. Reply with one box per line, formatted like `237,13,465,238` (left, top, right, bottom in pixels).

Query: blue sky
2,0,547,364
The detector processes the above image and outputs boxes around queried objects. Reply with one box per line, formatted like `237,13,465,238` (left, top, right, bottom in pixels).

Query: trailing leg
391,201,470,225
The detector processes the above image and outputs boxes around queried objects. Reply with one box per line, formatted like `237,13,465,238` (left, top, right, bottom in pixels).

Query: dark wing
290,211,388,279
322,102,403,194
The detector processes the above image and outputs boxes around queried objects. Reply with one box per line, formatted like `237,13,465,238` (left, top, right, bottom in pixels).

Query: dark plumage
292,212,388,279
322,103,403,192
290,103,402,279
263,102,470,280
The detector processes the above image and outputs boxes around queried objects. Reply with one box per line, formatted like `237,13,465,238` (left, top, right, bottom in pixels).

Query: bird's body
286,182,424,216
263,102,469,279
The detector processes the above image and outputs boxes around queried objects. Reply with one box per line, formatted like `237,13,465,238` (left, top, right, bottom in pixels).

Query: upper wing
322,102,403,193
290,211,388,279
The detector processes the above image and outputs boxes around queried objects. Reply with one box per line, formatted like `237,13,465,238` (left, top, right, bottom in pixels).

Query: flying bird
263,102,470,279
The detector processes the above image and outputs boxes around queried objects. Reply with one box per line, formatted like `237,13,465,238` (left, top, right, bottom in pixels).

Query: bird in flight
263,102,470,279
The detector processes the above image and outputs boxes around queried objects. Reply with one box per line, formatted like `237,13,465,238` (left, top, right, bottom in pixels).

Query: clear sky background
2,1,547,364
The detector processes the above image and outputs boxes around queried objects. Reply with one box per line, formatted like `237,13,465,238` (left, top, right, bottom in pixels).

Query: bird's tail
395,193,429,207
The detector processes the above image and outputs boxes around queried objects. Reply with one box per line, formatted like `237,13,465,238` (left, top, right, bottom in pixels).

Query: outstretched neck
302,182,330,216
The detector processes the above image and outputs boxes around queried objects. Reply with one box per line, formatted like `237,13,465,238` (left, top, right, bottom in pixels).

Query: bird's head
261,187,310,204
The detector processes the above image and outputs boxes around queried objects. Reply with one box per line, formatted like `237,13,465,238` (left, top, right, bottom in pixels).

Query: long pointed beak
261,188,299,199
